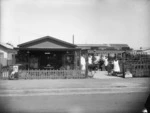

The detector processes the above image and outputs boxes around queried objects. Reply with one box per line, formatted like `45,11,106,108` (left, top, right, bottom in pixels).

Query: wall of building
0,49,14,67
144,49,150,55
0,49,8,58
0,50,8,66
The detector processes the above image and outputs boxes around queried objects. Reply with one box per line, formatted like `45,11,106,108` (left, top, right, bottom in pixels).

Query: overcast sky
1,0,150,49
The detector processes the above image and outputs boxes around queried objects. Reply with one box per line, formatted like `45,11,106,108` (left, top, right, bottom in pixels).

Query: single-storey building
0,43,16,67
77,43,131,59
15,36,81,70
143,48,150,55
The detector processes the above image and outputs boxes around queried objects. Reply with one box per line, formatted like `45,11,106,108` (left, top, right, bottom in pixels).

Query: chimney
72,34,74,44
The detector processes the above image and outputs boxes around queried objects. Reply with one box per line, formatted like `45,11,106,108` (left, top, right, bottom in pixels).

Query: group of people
103,56,121,76
80,54,121,76
93,55,120,76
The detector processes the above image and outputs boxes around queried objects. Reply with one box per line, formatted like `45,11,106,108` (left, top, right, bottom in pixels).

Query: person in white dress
81,56,86,70
103,56,108,71
88,55,93,71
88,55,92,65
80,55,86,74
113,58,120,76
94,55,100,64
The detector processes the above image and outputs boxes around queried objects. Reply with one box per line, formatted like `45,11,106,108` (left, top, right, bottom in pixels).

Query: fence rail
0,69,84,80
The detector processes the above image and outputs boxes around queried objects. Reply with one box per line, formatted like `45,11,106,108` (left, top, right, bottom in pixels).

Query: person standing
113,58,120,76
88,55,96,76
80,55,86,73
107,60,114,75
99,58,104,71
88,55,93,71
103,56,108,71
94,54,100,71
88,55,92,65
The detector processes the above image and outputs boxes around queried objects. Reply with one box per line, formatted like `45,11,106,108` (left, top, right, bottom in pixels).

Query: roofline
0,44,15,52
0,43,14,49
77,43,129,47
77,44,107,46
14,47,81,51
143,48,150,51
18,36,77,47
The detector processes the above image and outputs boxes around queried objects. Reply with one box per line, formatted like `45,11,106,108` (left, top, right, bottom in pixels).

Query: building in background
143,48,150,55
0,43,16,67
77,43,131,59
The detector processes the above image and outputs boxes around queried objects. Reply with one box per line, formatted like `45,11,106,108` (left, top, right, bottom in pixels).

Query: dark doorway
39,51,64,70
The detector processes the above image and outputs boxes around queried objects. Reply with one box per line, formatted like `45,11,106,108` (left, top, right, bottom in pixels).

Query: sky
0,0,150,49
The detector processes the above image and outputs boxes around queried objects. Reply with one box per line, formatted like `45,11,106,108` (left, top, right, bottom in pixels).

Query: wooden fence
124,60,150,77
0,69,85,80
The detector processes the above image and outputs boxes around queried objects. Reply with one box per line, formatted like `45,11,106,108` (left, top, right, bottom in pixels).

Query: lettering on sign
88,50,123,54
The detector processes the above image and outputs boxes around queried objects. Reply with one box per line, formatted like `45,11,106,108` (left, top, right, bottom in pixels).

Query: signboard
129,51,147,55
88,50,124,54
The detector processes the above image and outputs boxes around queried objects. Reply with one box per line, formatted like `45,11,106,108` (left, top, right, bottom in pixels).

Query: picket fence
0,68,10,80
0,69,85,80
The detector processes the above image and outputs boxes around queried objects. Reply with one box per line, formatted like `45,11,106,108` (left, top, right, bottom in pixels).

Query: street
0,75,150,113
0,92,149,113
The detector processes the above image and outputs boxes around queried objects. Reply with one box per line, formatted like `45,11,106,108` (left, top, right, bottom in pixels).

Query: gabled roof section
0,43,16,53
18,36,77,49
0,43,13,49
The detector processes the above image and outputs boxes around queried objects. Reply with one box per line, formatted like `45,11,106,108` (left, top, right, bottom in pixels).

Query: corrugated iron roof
77,43,129,50
18,36,77,48
0,43,14,49
77,44,108,47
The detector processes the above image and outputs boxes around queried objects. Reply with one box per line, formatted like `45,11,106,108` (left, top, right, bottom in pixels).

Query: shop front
15,48,80,70
14,36,83,79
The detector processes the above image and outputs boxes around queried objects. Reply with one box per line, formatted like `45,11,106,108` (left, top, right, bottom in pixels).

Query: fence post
122,61,125,78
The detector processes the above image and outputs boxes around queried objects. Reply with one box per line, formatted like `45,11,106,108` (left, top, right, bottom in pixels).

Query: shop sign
88,50,123,54
129,51,147,55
